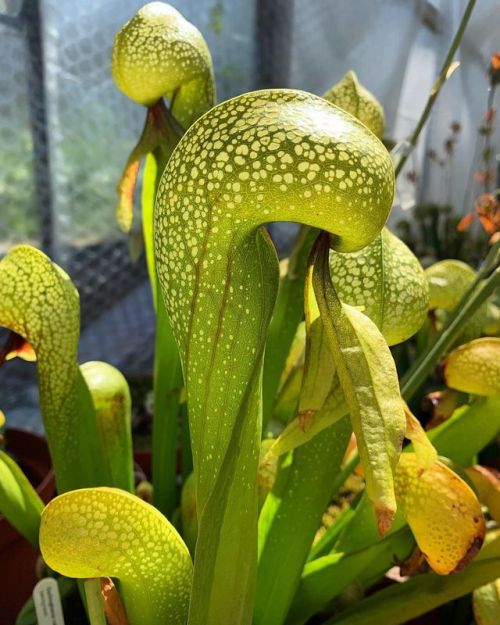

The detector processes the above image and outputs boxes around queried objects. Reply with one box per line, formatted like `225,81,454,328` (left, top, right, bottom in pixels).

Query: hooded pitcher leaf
323,70,385,139
40,488,193,625
0,246,106,491
155,89,394,623
111,2,215,121
444,338,500,396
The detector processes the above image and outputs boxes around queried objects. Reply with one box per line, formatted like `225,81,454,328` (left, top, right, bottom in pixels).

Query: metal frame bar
255,0,294,89
20,0,54,257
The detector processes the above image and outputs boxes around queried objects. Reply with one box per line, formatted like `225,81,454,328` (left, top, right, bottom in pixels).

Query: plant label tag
33,578,65,625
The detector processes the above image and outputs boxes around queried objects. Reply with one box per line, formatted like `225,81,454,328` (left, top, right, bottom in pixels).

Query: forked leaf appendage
311,233,405,534
394,453,485,575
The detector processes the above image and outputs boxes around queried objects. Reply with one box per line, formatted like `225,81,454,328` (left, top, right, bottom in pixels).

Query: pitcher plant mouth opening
0,331,36,366
2,2,500,625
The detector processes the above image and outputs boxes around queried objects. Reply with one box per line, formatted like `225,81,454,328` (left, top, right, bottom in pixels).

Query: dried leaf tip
376,506,395,536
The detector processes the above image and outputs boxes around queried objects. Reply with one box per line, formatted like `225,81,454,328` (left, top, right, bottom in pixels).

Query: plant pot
0,428,55,625
134,448,152,481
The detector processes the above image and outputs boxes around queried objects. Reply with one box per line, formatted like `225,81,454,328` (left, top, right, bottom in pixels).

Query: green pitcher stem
401,241,500,400
262,224,316,428
84,579,107,625
394,0,476,179
150,100,185,518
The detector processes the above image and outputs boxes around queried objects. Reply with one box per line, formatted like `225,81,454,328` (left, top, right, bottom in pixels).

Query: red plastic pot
0,428,55,625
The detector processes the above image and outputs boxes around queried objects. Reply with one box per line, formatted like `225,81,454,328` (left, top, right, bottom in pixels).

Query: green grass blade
255,418,351,625
152,295,184,516
288,528,413,625
324,539,500,625
0,450,43,548
143,139,185,519
140,140,184,518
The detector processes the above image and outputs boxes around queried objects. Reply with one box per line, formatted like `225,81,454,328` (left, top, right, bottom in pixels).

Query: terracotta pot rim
7,426,54,490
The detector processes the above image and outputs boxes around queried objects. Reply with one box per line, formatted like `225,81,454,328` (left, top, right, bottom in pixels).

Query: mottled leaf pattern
40,488,192,625
473,578,500,625
312,234,405,534
323,70,385,139
330,228,429,346
155,90,394,623
444,338,500,396
112,2,215,124
394,453,485,575
0,246,105,491
426,259,488,342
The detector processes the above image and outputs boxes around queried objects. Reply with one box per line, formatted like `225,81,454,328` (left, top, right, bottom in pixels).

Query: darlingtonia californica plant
112,1,215,232
154,88,396,623
0,247,107,493
111,1,217,519
1,3,500,625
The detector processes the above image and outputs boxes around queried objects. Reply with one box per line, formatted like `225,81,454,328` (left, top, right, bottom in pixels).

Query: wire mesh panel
38,0,257,324
0,3,38,250
0,0,257,426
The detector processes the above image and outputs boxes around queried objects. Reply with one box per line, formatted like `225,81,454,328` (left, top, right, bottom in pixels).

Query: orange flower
484,107,496,123
473,170,494,184
457,193,499,242
489,52,500,85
